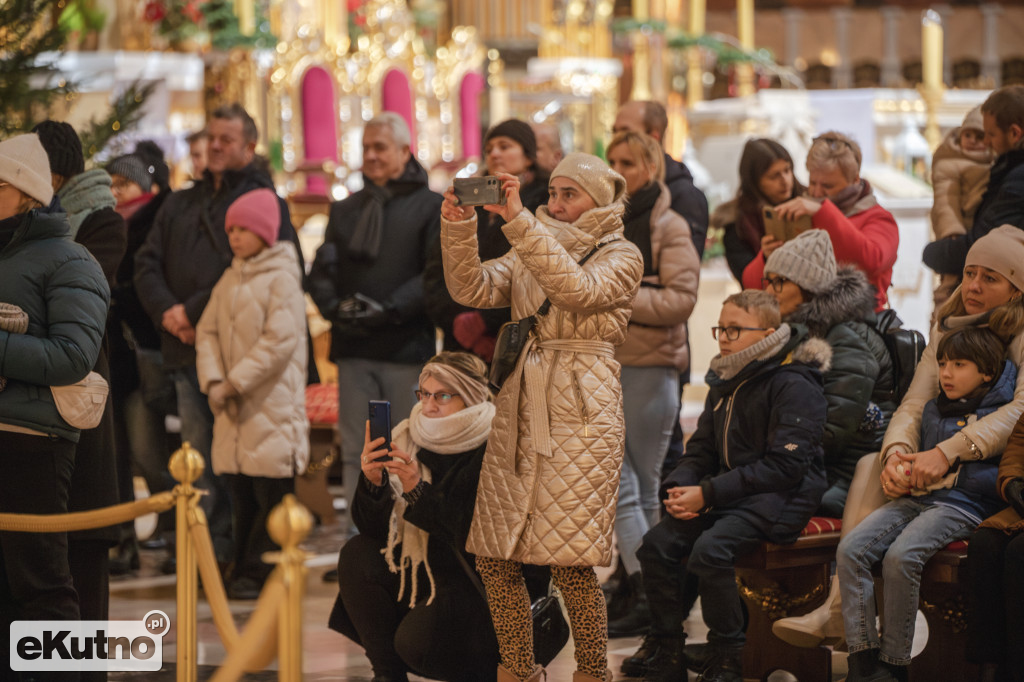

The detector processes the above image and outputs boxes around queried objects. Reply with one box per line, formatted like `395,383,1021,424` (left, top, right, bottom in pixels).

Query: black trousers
638,511,762,652
328,533,499,681
227,474,293,583
0,432,80,682
966,527,1024,680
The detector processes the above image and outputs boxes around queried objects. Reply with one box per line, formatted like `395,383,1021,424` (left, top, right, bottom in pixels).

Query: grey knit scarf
708,324,792,382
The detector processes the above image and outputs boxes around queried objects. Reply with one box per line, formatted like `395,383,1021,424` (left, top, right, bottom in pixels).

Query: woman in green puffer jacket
0,134,110,660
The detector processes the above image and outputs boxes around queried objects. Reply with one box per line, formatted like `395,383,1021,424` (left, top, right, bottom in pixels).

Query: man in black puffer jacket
309,112,442,536
135,104,301,567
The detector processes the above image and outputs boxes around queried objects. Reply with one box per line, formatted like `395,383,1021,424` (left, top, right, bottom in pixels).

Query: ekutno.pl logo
11,610,170,672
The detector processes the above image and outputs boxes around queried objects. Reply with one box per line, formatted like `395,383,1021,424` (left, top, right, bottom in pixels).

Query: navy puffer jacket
665,324,830,543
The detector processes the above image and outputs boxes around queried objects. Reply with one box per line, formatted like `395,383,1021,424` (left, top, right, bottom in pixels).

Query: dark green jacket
786,267,896,486
0,208,110,442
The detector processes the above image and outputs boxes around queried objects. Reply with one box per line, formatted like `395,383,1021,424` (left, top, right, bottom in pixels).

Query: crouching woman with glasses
328,352,500,682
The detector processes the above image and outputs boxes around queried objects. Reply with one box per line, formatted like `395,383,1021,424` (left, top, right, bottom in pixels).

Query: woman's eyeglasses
711,326,769,341
761,276,789,293
415,390,460,404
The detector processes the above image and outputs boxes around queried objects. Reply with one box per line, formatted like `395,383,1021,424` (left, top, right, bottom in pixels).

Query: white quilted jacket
441,202,643,566
196,241,310,478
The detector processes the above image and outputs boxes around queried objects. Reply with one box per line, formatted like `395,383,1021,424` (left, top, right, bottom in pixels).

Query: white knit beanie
0,134,55,206
962,105,984,133
550,152,626,207
764,229,838,294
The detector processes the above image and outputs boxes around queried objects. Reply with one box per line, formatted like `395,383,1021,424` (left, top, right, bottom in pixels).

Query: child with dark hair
837,325,1015,682
628,289,830,682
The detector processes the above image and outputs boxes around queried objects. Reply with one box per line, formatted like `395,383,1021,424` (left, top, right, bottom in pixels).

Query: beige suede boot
771,573,844,647
498,665,546,682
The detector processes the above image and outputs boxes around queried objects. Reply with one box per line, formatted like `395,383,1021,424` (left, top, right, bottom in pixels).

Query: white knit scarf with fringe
383,400,495,606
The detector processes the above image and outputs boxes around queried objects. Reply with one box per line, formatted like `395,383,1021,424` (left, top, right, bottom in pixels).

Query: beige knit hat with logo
764,229,838,294
550,152,626,207
0,134,54,206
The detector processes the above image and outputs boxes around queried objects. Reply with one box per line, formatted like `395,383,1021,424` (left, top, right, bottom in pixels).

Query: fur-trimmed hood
790,336,833,374
785,266,877,338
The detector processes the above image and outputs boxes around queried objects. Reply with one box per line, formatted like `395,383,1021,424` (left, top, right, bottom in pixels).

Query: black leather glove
336,293,386,321
1006,478,1024,519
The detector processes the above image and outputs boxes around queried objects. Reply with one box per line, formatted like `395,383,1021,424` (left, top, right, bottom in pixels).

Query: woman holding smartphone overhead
439,153,644,682
328,352,500,682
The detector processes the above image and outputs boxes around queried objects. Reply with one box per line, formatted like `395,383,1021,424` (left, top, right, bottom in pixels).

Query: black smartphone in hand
368,400,392,461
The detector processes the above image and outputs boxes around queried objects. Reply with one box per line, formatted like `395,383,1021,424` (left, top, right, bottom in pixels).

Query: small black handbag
452,547,570,666
488,244,604,393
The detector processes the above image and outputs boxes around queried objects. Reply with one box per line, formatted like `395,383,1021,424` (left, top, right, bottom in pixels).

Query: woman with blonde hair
603,130,700,637
742,131,899,311
440,153,644,682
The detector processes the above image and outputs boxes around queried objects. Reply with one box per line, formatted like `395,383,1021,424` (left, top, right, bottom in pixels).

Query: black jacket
666,325,829,543
309,158,442,364
351,443,486,573
971,148,1024,241
112,193,168,355
68,202,127,544
423,177,549,349
664,153,709,259
134,162,298,370
786,267,897,487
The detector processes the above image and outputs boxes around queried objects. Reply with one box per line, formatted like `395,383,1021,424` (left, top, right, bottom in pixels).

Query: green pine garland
78,81,159,160
0,0,74,135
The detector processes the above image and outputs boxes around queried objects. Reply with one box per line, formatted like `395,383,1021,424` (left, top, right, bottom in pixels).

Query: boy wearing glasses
625,290,829,682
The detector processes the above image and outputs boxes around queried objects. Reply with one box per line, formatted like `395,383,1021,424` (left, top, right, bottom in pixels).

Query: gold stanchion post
266,494,313,682
169,442,205,682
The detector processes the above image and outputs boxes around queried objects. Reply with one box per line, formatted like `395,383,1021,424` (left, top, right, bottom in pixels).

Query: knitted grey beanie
764,229,837,294
106,154,154,193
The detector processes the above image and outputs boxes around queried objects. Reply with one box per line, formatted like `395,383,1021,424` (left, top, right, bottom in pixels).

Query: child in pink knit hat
195,188,310,599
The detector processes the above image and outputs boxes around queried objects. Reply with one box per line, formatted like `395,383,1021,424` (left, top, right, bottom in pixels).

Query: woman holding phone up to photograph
328,352,500,682
742,131,899,312
440,154,643,682
713,137,806,284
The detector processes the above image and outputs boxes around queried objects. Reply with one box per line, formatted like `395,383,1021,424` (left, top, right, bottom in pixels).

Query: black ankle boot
846,649,897,682
607,573,650,638
640,636,687,682
109,535,140,576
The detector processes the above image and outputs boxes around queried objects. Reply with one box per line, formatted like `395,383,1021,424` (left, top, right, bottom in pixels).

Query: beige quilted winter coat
196,241,310,478
441,202,643,566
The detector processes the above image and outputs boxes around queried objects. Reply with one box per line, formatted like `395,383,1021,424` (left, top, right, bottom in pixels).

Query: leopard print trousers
476,556,607,679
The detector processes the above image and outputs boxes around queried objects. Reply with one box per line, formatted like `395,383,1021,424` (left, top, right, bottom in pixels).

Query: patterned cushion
801,517,842,536
306,384,338,425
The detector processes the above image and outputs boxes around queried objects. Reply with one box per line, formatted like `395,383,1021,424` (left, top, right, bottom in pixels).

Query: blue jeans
336,359,421,534
172,366,233,563
615,365,679,575
837,496,974,665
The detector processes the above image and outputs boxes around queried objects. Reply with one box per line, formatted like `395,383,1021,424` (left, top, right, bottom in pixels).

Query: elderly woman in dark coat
0,133,110,676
